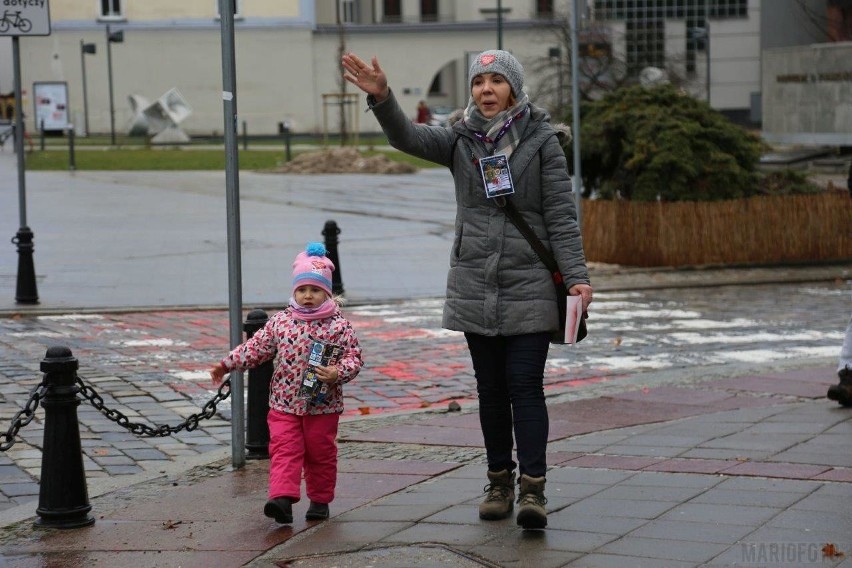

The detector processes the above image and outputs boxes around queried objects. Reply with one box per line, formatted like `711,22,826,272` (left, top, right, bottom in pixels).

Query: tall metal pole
80,41,90,136
12,37,26,230
571,0,583,228
12,36,38,304
106,25,116,145
558,52,564,114
218,0,245,469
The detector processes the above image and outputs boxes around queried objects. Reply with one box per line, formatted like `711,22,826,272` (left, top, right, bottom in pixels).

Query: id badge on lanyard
473,109,524,199
478,154,515,198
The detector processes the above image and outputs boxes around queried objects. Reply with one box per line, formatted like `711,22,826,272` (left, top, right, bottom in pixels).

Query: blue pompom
305,242,327,257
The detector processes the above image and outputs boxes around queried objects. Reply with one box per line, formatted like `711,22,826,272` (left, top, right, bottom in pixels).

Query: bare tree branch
527,4,700,117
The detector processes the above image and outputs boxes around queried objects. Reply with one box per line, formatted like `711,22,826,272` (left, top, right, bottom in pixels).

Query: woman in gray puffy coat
343,49,593,530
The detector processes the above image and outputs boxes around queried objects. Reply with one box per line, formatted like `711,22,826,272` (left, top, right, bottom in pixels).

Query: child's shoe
305,501,329,520
263,497,293,524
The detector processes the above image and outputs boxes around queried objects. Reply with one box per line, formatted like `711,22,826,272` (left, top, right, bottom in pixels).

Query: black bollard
13,226,39,304
244,309,271,460
284,124,292,162
278,121,292,162
34,346,94,529
322,220,345,296
68,127,76,171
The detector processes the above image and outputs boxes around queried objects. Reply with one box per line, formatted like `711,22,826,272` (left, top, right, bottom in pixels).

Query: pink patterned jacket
220,307,363,416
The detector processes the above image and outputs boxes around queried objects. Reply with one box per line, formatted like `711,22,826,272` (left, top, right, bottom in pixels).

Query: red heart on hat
480,54,496,66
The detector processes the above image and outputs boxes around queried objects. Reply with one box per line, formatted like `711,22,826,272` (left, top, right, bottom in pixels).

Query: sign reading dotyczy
0,0,51,36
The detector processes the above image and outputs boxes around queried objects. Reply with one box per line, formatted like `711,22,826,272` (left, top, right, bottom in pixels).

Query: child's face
294,285,328,308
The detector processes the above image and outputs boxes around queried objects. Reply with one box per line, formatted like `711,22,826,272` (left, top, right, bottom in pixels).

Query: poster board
33,81,69,131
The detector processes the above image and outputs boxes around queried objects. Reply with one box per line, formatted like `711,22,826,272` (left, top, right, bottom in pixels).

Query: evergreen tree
574,84,766,202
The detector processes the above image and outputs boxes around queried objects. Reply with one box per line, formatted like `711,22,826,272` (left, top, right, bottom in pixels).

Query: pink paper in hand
564,295,584,344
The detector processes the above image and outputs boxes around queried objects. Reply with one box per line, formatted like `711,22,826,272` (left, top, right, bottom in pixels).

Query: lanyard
471,108,527,151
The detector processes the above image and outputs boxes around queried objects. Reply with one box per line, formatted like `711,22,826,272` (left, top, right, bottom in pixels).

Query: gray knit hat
468,50,524,97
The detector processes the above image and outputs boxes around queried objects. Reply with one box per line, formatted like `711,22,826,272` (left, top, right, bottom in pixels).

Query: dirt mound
269,147,417,174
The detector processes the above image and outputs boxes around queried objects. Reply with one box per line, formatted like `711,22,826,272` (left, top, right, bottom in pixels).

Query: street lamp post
571,0,583,228
497,0,503,50
105,25,124,146
479,0,511,50
549,46,564,113
80,41,96,136
704,20,710,105
688,21,710,105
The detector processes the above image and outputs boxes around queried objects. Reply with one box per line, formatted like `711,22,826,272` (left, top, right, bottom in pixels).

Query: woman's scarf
288,298,338,321
462,93,530,160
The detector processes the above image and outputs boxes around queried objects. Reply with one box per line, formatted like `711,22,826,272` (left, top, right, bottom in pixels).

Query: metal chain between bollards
75,375,232,437
0,380,48,451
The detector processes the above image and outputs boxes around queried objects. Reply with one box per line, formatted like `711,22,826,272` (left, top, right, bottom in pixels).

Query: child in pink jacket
211,243,363,524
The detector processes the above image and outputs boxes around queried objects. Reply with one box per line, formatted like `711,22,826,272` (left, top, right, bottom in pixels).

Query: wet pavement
1,148,852,566
0,269,850,567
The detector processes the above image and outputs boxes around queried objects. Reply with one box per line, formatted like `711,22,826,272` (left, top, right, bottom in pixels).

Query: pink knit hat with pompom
292,242,334,297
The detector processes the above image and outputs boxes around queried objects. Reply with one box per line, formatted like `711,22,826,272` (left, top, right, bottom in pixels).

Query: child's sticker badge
478,154,515,198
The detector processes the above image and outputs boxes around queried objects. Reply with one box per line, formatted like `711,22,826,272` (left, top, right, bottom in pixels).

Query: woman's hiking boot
478,469,515,520
827,366,852,407
516,474,547,529
263,497,293,524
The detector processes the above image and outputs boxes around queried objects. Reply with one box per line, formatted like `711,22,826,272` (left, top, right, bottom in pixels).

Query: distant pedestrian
342,49,592,529
827,313,852,407
415,100,432,124
210,243,363,524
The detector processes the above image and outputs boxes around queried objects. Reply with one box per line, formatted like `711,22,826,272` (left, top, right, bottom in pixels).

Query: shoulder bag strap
501,198,588,344
499,198,563,287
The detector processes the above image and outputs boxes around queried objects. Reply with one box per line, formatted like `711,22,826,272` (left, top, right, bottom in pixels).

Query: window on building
383,0,402,23
594,0,747,21
827,0,852,42
592,1,744,78
100,0,123,19
709,0,747,18
625,17,665,75
536,0,555,19
421,0,438,22
216,0,244,18
338,0,358,23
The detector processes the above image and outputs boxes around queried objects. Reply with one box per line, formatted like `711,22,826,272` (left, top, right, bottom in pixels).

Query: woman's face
471,73,513,118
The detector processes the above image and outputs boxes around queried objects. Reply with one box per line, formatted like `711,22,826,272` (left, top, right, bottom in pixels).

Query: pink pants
267,410,339,504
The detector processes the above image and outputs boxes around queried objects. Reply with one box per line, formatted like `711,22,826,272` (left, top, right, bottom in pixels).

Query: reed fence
581,192,852,267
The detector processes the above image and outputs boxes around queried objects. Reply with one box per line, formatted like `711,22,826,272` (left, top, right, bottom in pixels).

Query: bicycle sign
0,0,50,36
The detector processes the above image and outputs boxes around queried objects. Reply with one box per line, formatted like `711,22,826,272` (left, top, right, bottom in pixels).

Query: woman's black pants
464,332,551,478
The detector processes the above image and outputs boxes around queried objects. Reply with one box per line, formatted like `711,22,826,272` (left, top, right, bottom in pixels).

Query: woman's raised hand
342,53,389,101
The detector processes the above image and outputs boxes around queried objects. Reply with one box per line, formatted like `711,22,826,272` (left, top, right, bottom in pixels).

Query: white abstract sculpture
639,67,669,87
126,88,192,143
127,94,151,136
